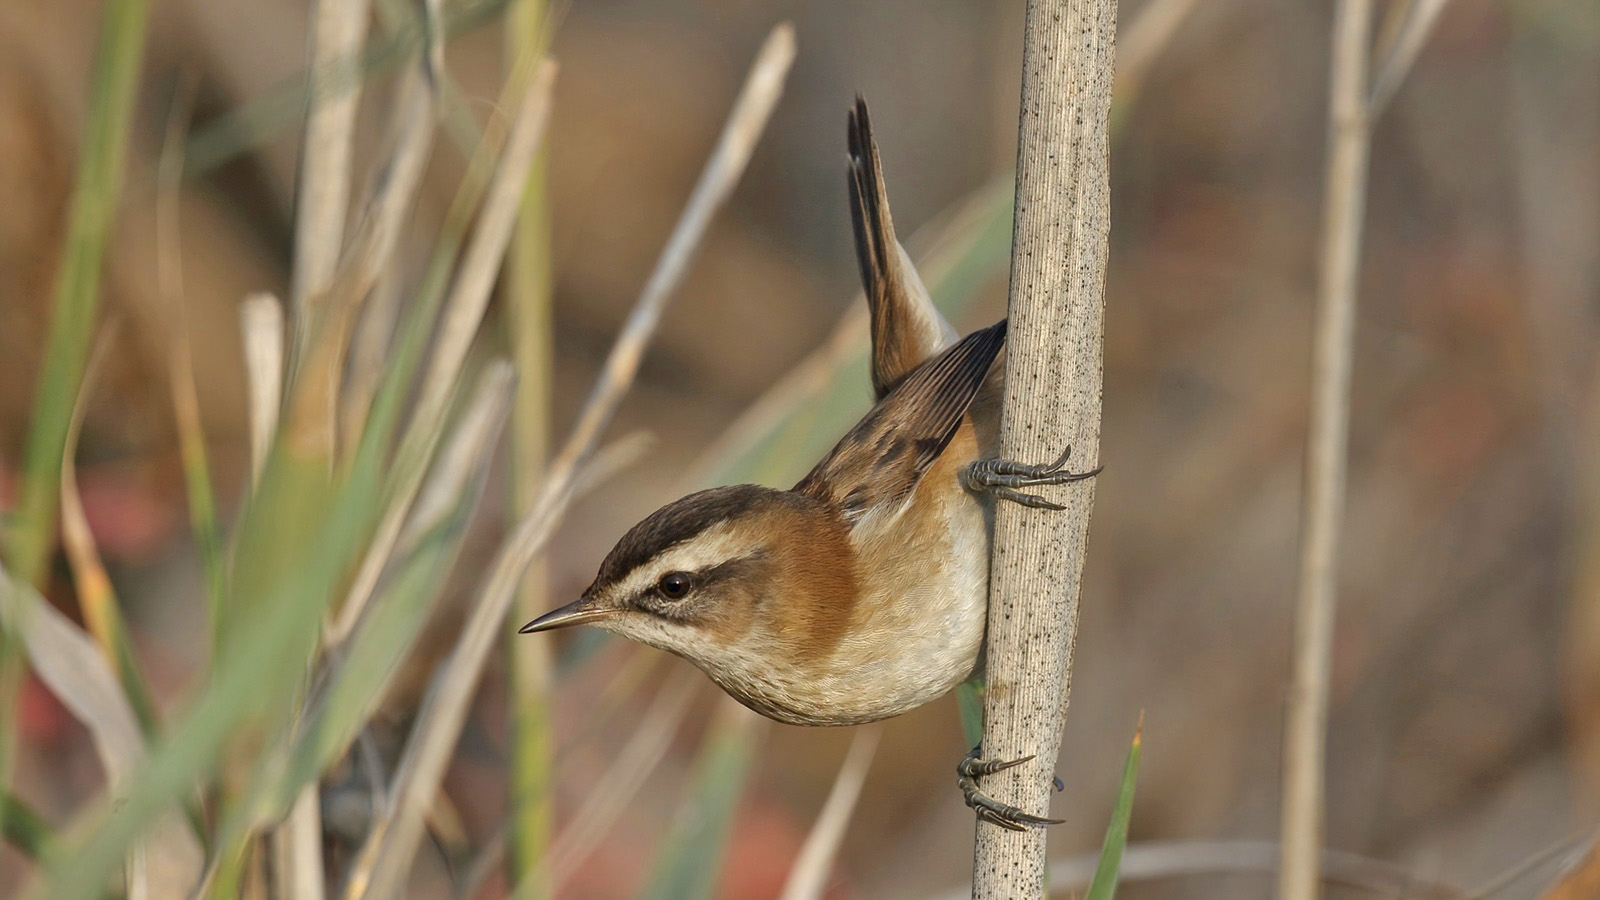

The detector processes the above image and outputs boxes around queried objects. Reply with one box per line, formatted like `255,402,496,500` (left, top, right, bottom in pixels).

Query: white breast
702,483,993,726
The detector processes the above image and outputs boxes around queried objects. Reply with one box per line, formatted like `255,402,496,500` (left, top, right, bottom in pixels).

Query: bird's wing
795,320,1006,530
848,96,957,400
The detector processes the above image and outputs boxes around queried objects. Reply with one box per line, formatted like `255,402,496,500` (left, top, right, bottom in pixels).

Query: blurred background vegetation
1,0,1598,897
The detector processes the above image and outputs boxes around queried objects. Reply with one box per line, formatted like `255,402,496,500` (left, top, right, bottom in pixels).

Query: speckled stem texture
972,0,1116,897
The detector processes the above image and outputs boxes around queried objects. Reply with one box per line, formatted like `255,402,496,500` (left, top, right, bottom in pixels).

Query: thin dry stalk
692,0,1199,490
273,794,325,900
240,293,286,487
1368,0,1453,117
397,361,519,552
327,57,559,644
317,0,440,319
409,58,558,442
58,327,122,662
285,0,440,454
339,265,402,460
292,0,373,314
542,669,699,888
550,23,796,479
778,725,881,900
1280,4,1372,899
343,26,795,898
971,0,1115,896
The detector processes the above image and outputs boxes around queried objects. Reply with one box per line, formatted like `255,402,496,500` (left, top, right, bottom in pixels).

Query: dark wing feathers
795,320,1007,525
848,97,947,399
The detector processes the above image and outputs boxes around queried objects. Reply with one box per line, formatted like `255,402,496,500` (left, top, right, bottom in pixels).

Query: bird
520,97,1098,829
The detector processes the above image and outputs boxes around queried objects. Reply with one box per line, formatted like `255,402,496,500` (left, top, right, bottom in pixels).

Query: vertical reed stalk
503,0,556,893
1280,2,1373,898
971,0,1116,896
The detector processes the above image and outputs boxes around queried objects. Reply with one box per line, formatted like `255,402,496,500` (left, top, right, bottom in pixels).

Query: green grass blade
48,437,388,899
2,0,150,587
1,791,54,860
0,0,151,851
261,366,510,830
504,0,556,889
957,678,984,749
637,703,763,900
1085,719,1143,900
169,346,228,648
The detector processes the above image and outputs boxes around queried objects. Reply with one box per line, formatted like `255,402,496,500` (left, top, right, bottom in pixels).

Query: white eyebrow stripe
609,520,756,600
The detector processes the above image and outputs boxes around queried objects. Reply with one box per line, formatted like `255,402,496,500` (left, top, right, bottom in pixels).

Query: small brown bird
521,98,1097,829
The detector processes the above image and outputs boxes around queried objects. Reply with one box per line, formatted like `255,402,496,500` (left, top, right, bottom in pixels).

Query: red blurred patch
75,462,183,561
18,672,73,746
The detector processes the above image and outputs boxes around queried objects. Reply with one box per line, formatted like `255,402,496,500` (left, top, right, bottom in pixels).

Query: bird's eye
657,572,693,600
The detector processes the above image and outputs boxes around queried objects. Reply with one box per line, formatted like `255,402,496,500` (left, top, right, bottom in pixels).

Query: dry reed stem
327,57,558,644
240,293,286,488
1281,2,1456,894
343,27,796,897
1368,0,1453,118
339,266,402,462
972,0,1115,895
274,794,325,900
291,0,373,315
410,58,558,442
936,840,1465,900
318,0,440,322
542,669,700,889
778,725,881,900
1280,3,1372,898
397,361,518,551
285,0,440,458
276,8,375,893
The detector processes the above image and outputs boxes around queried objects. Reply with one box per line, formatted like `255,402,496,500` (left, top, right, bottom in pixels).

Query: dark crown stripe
591,484,778,590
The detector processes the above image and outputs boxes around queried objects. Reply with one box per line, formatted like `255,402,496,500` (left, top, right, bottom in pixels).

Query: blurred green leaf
0,0,151,853
49,438,387,899
957,678,984,749
1085,719,1143,900
0,791,52,860
504,0,558,887
2,0,149,588
637,705,761,900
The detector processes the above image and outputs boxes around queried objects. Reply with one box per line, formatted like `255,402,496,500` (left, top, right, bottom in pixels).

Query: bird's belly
707,495,992,726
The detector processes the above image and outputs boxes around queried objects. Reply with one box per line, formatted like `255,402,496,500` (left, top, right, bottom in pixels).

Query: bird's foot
961,446,1101,510
957,745,1064,831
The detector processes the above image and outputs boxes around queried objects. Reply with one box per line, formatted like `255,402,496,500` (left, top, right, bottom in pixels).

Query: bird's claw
962,446,1101,510
957,746,1064,831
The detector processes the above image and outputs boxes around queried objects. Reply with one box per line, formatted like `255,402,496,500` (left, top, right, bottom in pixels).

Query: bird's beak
518,597,614,634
